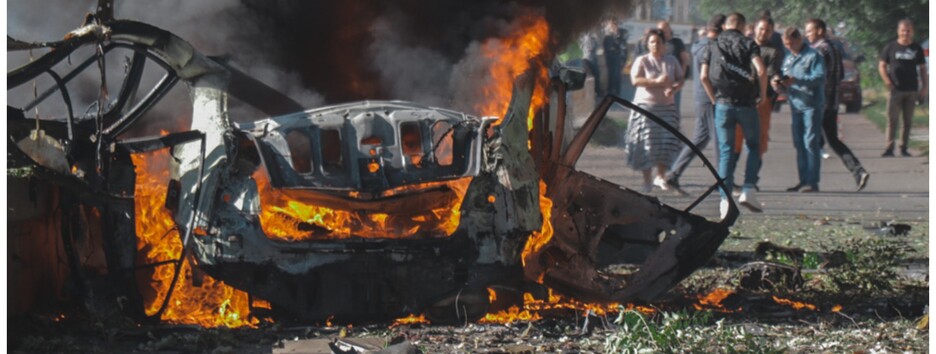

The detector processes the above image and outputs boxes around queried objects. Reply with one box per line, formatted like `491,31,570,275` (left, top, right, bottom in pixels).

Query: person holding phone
777,27,825,193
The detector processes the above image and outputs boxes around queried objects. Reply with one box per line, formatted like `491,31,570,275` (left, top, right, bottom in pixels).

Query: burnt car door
527,81,739,303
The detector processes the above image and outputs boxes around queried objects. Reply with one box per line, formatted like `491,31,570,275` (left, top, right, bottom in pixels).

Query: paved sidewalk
575,83,929,222
700,101,927,221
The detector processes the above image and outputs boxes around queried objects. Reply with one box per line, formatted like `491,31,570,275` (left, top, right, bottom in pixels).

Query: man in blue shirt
777,27,825,192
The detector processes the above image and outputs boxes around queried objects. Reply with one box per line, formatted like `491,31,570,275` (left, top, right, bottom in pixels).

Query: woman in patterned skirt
624,28,684,192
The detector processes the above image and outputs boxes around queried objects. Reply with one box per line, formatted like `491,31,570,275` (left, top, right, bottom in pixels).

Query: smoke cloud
8,0,634,117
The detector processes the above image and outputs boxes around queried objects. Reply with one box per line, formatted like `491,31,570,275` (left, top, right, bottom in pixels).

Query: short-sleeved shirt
704,29,761,106
691,37,713,104
631,54,684,106
879,41,926,92
769,31,785,64
758,41,782,99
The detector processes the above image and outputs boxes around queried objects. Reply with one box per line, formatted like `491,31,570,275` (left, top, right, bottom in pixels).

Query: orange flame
391,313,429,327
693,288,740,312
254,168,472,241
131,12,556,328
367,161,380,173
831,304,843,313
521,180,554,270
771,296,818,311
477,14,550,119
480,288,634,324
132,150,258,328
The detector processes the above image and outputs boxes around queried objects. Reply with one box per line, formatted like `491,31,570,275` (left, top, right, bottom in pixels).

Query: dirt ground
9,216,928,354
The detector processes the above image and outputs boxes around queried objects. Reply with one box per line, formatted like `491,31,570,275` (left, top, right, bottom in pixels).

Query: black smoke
9,0,633,115
233,0,633,112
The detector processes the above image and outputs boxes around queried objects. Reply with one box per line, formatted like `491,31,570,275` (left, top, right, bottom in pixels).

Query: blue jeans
666,100,717,182
714,103,761,198
791,106,823,188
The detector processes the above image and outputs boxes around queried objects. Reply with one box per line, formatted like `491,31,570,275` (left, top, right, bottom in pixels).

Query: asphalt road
572,79,929,222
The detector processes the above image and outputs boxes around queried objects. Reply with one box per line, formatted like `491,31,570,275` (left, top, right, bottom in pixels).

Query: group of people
617,11,927,219
577,18,630,101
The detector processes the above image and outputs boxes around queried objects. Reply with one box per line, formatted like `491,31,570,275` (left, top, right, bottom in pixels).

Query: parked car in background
839,58,862,113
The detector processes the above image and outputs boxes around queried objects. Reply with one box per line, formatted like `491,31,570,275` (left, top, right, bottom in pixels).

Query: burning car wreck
8,6,738,327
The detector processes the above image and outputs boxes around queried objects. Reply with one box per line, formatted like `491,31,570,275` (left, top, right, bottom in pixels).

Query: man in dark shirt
700,12,768,217
757,10,785,66
663,14,724,193
733,17,781,163
806,18,870,191
602,19,628,98
878,19,928,157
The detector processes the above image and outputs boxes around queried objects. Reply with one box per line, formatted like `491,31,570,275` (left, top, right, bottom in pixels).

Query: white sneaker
719,199,731,220
653,176,671,191
738,189,763,213
821,149,830,159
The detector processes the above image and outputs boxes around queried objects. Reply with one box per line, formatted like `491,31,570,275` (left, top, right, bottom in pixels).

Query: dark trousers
666,100,717,183
605,54,623,97
822,108,866,184
584,59,603,98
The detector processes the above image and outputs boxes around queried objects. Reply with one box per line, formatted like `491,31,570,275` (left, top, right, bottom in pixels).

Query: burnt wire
94,37,109,177
44,69,76,144
147,133,207,321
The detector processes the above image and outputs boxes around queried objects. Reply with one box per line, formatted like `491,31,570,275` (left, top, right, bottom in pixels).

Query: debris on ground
866,221,912,237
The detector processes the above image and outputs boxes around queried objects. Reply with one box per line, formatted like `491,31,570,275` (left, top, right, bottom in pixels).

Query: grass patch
822,238,914,295
604,310,781,354
862,99,929,155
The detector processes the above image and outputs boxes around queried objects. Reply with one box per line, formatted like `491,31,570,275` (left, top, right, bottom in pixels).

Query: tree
697,0,929,87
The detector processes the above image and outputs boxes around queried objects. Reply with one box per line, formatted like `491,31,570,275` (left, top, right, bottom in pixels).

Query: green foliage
696,0,928,90
604,309,780,353
762,251,795,266
825,238,912,294
8,166,35,178
801,252,822,270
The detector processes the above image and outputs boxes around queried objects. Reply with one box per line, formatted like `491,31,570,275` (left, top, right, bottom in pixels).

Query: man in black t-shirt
733,16,781,161
878,19,928,157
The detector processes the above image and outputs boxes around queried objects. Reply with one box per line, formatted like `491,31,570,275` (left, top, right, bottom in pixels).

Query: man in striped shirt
805,18,870,192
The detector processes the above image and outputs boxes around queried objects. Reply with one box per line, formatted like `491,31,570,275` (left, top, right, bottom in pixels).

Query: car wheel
846,94,862,113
